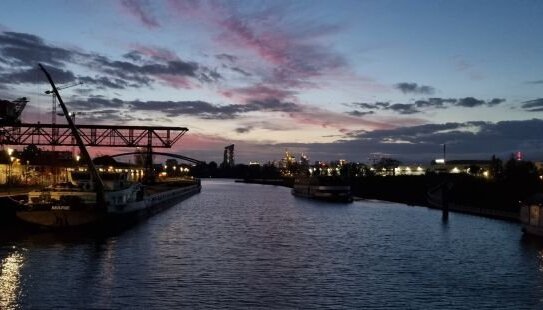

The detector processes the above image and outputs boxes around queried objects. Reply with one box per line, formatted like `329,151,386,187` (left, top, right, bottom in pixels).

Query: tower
223,144,234,168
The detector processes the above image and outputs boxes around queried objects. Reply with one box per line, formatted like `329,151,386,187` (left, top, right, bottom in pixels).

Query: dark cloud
237,121,296,132
0,31,220,91
0,31,75,67
235,126,253,133
276,119,543,163
522,98,543,112
230,66,252,77
127,100,227,118
78,76,129,90
348,102,389,109
68,97,302,120
386,103,419,114
344,97,505,116
455,97,505,107
526,80,543,85
456,97,485,107
70,97,125,110
0,65,76,84
122,51,144,62
245,98,300,113
216,53,238,62
414,98,456,109
76,109,136,123
395,82,435,95
347,110,374,117
89,54,220,86
487,98,505,106
92,57,197,78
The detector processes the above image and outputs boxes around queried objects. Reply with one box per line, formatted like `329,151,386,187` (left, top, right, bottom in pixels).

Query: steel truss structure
0,123,188,148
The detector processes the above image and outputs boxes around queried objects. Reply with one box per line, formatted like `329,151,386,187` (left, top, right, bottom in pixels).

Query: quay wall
242,175,525,222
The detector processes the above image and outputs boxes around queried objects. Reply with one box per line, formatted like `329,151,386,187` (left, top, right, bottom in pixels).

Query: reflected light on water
538,250,543,273
0,249,24,309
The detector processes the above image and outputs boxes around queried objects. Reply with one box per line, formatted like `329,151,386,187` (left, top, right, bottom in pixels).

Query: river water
1,179,543,309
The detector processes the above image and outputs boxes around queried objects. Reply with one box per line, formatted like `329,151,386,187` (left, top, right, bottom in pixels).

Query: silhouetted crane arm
38,63,106,207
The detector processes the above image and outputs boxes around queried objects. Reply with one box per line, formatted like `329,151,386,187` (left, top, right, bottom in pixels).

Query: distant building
222,144,235,168
428,159,492,176
393,165,427,176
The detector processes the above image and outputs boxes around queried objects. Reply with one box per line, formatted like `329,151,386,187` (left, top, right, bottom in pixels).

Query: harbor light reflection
0,249,25,309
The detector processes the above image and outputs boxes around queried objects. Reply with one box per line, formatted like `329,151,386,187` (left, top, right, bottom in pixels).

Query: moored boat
292,176,353,203
16,171,200,228
520,193,543,237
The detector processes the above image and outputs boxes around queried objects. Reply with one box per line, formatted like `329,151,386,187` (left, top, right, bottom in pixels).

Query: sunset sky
1,0,543,164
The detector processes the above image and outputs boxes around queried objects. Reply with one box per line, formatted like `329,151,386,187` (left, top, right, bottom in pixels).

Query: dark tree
20,144,42,164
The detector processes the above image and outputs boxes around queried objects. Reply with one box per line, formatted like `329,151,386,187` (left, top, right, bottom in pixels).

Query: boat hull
291,189,353,203
16,209,104,228
292,181,353,203
16,183,201,229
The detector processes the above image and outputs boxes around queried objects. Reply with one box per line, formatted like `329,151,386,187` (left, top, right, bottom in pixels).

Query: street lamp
8,156,15,185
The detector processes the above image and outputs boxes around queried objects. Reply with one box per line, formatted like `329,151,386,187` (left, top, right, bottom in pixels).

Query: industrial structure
223,144,234,168
0,97,28,125
0,65,199,184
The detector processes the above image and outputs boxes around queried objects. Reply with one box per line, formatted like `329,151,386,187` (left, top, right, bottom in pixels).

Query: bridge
110,151,204,165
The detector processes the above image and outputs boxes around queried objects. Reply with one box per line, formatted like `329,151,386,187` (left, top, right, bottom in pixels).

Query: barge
16,172,200,228
292,176,353,203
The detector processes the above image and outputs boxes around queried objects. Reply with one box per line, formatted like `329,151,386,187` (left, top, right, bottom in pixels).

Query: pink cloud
167,1,348,88
131,44,180,62
217,18,347,88
120,0,160,29
221,84,296,102
156,74,194,89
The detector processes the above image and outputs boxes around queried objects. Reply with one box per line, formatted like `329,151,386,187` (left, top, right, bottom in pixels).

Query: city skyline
1,0,543,163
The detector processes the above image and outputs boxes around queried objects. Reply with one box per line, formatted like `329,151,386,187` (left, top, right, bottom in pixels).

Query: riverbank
240,175,525,222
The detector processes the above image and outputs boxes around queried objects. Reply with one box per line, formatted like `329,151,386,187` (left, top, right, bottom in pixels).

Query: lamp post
25,160,30,184
8,156,15,186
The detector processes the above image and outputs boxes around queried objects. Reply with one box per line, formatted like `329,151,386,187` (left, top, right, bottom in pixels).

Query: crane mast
45,82,82,150
39,64,105,207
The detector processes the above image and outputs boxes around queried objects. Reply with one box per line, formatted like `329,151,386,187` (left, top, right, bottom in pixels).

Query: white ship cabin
70,170,133,191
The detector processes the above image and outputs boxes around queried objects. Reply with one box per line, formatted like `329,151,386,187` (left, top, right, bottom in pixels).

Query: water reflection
1,180,543,308
538,250,543,273
0,248,25,309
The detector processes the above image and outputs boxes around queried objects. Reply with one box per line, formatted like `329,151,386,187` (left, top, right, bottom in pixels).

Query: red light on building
515,151,523,161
